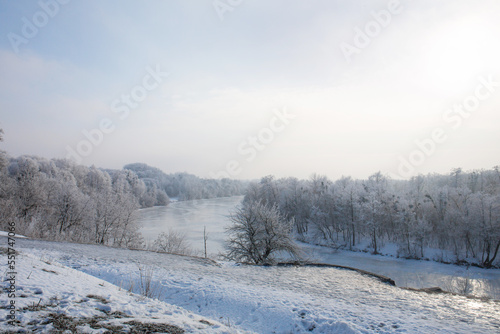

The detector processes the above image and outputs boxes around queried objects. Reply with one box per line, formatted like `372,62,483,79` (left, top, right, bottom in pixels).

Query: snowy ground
2,237,500,333
300,242,500,300
0,246,240,333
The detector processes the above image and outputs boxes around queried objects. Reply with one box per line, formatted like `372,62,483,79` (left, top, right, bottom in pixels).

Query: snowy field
2,236,500,333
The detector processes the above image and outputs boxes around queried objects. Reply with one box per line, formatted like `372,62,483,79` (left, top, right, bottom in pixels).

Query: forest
243,169,500,267
0,129,246,247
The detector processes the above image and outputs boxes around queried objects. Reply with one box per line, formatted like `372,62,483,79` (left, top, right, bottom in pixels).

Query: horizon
3,152,497,183
1,0,499,181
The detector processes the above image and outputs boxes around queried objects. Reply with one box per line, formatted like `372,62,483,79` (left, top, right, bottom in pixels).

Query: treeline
123,163,247,201
243,169,500,267
0,129,246,247
0,155,145,247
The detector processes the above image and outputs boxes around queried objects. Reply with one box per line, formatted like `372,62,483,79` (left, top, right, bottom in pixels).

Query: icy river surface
138,196,500,299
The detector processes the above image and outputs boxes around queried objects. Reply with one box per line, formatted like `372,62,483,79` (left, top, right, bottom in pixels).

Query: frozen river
138,196,244,256
138,196,500,299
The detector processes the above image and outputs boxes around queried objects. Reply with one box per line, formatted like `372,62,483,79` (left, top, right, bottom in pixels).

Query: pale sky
1,0,499,180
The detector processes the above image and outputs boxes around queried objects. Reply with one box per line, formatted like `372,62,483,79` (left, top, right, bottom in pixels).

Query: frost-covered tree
153,230,191,255
0,141,146,247
239,168,500,267
278,177,310,236
336,176,361,248
8,156,48,223
0,128,7,170
0,129,17,230
50,179,91,237
359,172,393,254
225,202,301,264
124,163,247,201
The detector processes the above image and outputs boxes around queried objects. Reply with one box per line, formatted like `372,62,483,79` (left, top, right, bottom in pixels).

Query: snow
299,242,500,300
2,236,500,333
0,243,240,333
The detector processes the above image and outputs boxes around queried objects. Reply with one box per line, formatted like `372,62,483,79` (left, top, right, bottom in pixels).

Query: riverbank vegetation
241,170,500,268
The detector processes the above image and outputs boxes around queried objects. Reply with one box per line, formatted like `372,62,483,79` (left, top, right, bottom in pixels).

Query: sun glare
421,19,497,94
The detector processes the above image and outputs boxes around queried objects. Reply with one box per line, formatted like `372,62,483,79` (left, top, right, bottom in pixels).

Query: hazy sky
1,0,499,180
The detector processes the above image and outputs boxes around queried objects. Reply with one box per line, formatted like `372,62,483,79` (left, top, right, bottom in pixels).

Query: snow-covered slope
0,247,241,333
2,237,500,333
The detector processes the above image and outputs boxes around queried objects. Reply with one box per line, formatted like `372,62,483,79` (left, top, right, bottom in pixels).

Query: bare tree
225,202,301,264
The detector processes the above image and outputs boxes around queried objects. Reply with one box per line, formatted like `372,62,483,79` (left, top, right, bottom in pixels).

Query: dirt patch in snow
4,312,185,334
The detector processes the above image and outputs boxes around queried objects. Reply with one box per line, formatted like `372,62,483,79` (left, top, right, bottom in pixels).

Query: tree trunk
484,240,500,268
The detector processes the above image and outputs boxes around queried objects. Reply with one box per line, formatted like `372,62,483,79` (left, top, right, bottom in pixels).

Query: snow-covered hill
2,237,500,333
0,247,239,333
